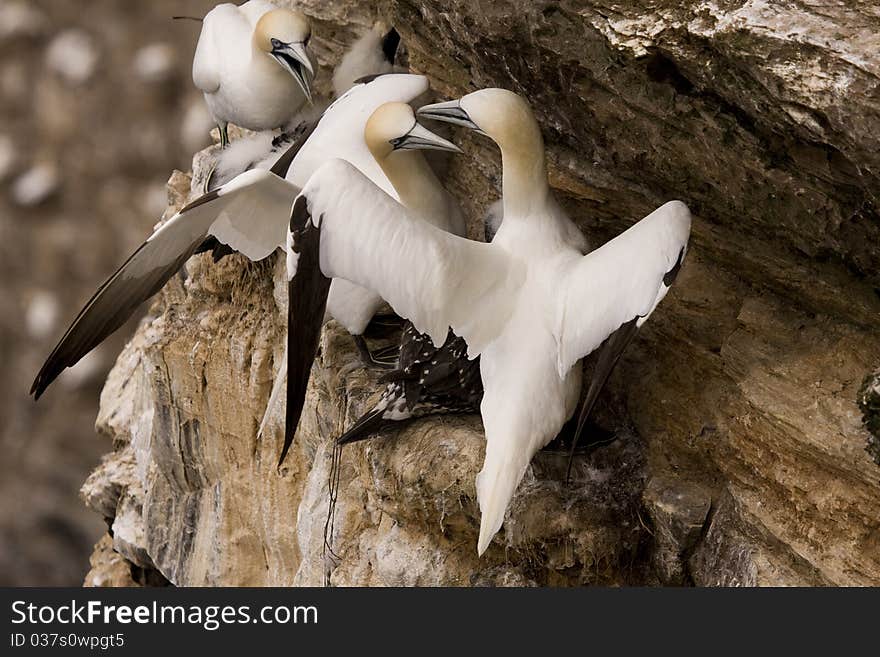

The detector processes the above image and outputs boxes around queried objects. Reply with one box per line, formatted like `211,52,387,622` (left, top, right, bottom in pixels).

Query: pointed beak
390,121,463,153
417,99,484,135
271,41,315,104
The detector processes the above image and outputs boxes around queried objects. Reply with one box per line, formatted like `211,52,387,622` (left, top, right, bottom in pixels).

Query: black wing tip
336,427,374,446
277,435,294,468
30,376,45,399
281,197,332,465
381,27,401,64
336,432,364,446
663,246,686,287
352,72,390,86
179,188,221,213
269,119,319,179
336,407,386,446
565,318,640,480
31,359,62,400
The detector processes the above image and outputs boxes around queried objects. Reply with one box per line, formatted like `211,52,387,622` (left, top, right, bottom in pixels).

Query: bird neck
499,127,550,219
378,150,446,218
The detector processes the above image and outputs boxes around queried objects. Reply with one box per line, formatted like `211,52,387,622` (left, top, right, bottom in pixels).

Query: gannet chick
336,323,482,445
284,88,692,556
193,1,315,147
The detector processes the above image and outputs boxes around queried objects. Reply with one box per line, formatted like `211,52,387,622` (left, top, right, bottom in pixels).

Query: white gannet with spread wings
193,1,315,147
284,88,692,555
257,100,466,450
30,74,436,400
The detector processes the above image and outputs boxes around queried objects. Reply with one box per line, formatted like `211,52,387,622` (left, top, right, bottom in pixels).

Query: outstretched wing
554,200,692,465
31,170,298,399
301,160,519,352
280,159,521,460
556,200,691,376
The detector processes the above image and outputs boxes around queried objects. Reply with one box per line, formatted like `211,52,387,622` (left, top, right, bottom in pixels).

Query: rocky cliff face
82,0,880,586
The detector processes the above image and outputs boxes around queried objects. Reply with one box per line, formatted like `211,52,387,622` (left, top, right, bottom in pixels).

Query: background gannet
207,24,404,192
30,74,433,401
283,88,692,556
332,24,400,98
193,1,315,147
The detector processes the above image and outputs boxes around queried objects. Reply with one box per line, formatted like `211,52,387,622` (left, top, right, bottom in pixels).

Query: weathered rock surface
82,1,880,586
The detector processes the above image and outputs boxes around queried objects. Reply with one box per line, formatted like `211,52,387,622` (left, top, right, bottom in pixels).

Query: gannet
332,25,400,98
207,25,403,193
258,100,467,452
29,74,440,400
193,1,315,147
283,88,691,555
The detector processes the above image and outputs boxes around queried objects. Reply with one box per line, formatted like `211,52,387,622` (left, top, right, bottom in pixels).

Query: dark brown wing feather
29,191,224,399
280,195,331,465
269,119,318,178
566,247,688,477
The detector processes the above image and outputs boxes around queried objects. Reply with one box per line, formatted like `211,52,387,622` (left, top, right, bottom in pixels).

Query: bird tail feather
475,451,530,556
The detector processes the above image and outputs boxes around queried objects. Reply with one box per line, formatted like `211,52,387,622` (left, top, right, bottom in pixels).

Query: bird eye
303,34,310,47
270,38,283,49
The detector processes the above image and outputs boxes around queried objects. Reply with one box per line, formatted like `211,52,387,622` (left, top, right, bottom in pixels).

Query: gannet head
417,88,539,150
365,102,462,161
255,9,315,103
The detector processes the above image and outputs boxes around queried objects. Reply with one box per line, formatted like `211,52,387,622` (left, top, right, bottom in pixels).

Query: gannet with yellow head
259,101,470,450
283,87,692,556
193,1,315,147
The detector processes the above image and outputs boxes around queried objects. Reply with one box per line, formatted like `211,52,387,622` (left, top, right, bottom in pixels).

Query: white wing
555,200,692,378
32,170,297,398
281,160,520,458
297,159,521,354
192,169,297,261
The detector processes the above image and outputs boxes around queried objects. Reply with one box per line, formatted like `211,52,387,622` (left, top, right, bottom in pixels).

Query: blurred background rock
0,0,216,586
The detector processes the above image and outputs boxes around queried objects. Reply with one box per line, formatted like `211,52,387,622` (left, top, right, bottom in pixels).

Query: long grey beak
271,41,314,104
417,99,484,135
390,121,463,153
